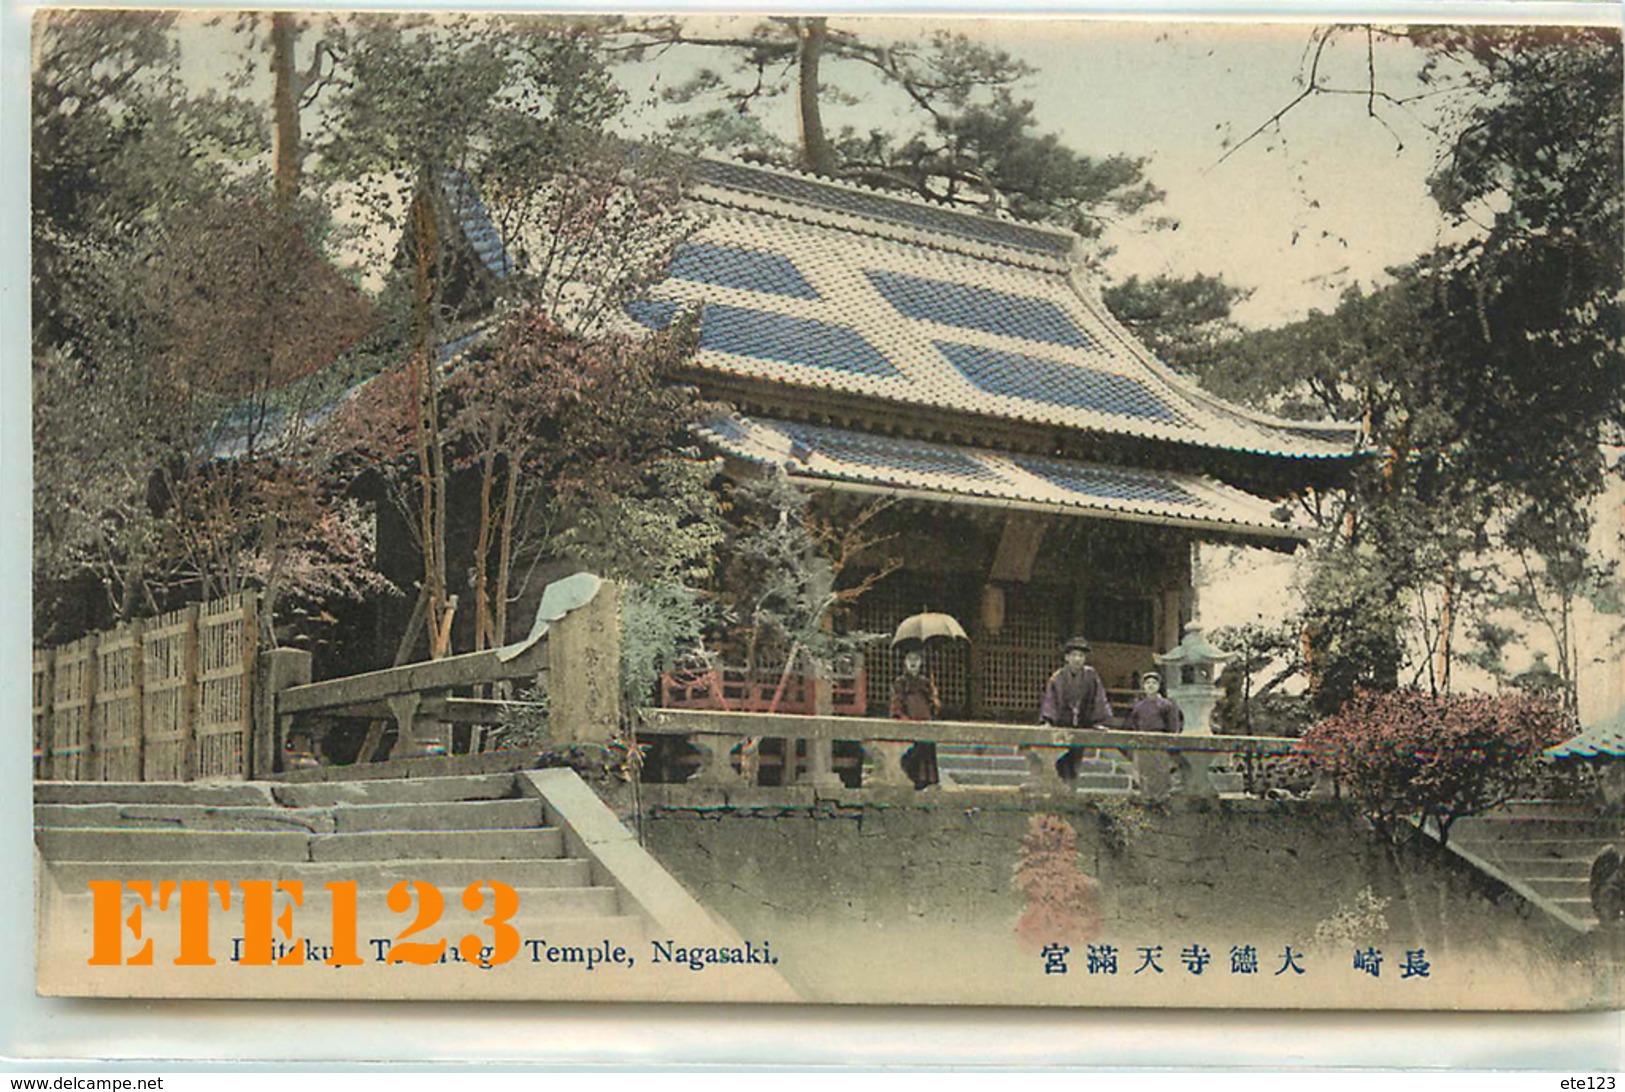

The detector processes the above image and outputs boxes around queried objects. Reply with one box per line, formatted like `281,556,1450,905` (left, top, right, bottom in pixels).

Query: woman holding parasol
889,612,968,790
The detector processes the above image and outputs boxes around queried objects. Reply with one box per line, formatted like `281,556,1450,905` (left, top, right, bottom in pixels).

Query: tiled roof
1547,712,1625,759
691,158,1075,260
204,321,493,460
627,159,1360,461
442,170,512,280
700,414,1306,541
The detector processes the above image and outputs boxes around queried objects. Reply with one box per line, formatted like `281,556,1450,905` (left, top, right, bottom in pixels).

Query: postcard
28,9,1625,1010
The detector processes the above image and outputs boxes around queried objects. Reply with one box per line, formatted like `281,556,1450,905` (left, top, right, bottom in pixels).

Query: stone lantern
1155,622,1236,736
1151,623,1236,801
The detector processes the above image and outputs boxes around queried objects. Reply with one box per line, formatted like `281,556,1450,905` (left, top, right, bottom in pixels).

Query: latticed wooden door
976,583,1068,721
854,574,970,717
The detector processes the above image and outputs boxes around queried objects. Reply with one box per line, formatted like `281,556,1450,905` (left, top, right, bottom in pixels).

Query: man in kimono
1040,636,1113,782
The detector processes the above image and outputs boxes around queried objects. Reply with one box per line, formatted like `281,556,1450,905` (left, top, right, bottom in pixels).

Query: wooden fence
33,595,260,782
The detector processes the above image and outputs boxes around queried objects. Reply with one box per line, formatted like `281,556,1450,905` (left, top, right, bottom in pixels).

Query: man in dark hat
1040,636,1113,781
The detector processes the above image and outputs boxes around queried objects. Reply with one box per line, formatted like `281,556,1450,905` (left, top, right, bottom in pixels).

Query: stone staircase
1441,798,1625,933
35,773,641,941
34,768,798,1001
936,743,1245,794
937,744,1135,791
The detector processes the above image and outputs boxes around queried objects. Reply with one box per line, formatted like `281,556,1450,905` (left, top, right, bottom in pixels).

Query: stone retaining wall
611,783,1611,1006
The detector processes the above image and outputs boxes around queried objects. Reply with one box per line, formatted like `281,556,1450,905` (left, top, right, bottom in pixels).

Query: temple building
594,158,1358,719
382,157,1360,722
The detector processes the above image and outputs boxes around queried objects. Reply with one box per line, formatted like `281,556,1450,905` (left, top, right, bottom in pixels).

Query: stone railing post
549,579,621,745
1020,744,1071,794
861,739,913,789
256,647,312,777
1173,749,1218,799
1134,749,1174,801
689,733,747,787
800,738,844,790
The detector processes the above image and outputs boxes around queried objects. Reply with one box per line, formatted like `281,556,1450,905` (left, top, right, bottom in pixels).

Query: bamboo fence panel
35,596,259,782
195,595,258,780
141,605,196,781
49,636,95,781
32,650,52,781
93,621,143,781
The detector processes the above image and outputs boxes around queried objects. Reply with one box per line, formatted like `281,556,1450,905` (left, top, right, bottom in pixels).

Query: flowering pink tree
1296,689,1574,845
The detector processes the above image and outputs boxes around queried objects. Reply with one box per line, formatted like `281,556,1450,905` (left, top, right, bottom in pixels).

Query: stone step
331,799,546,834
937,745,1020,758
273,775,521,809
937,755,1029,773
1452,846,1612,871
1456,832,1618,851
309,828,565,863
1077,774,1134,791
942,769,1029,785
42,857,596,891
69,881,622,920
36,782,276,807
1498,858,1597,880
36,803,336,834
1496,798,1605,820
1525,876,1591,899
1464,816,1625,835
36,827,313,863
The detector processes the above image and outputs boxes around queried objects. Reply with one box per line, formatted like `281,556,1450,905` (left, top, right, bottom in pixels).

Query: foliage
32,11,261,362
1205,27,1623,710
1211,622,1311,736
314,17,703,657
623,17,1164,243
1013,814,1102,950
1093,796,1156,855
30,13,389,640
619,582,717,717
711,472,896,697
1295,688,1575,845
1101,274,1251,376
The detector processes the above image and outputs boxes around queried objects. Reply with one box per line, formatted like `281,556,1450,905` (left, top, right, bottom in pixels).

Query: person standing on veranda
1124,670,1183,798
891,646,940,790
1040,636,1113,782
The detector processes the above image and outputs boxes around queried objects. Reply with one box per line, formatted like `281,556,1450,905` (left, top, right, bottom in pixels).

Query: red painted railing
660,662,867,716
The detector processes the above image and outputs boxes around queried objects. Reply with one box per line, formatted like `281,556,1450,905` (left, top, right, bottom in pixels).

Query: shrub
1296,688,1574,845
1013,814,1102,950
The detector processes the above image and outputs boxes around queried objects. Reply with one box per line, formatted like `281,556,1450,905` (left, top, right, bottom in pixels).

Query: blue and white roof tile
700,415,1305,539
624,158,1358,462
1547,711,1625,760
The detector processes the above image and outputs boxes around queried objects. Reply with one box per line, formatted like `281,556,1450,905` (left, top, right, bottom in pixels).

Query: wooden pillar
548,579,622,744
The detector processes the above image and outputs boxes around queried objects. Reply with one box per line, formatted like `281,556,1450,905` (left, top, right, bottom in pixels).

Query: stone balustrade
637,708,1318,799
